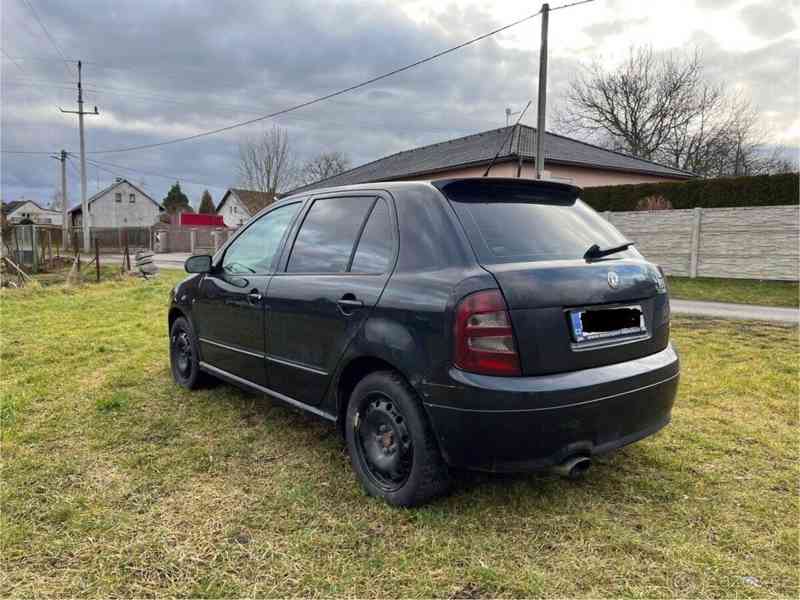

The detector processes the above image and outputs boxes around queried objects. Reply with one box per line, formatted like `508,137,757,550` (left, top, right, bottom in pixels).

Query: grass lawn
1,272,798,597
667,276,799,308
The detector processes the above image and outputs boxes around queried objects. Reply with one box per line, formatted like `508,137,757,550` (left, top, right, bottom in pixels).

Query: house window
233,205,238,214
129,194,135,203
115,192,122,203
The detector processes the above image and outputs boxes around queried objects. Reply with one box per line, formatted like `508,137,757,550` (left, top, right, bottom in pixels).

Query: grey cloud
582,17,648,40
739,0,797,39
1,0,797,206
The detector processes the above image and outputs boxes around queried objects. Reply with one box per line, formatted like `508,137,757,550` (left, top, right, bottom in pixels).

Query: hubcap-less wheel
355,393,413,491
172,329,193,379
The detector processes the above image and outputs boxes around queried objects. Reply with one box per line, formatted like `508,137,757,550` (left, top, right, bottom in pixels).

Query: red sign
180,213,224,227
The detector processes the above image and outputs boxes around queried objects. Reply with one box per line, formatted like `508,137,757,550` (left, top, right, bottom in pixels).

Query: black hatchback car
168,177,679,506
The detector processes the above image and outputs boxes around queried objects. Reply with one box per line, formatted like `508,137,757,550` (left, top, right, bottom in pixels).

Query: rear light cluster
453,289,521,376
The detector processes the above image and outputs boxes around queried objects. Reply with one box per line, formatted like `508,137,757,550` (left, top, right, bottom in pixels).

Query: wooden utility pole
535,3,549,179
60,61,99,253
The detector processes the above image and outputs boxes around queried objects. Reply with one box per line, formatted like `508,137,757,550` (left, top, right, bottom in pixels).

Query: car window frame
275,191,398,277
214,199,306,276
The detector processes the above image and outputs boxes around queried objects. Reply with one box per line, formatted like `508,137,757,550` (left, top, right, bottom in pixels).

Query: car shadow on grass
191,378,683,511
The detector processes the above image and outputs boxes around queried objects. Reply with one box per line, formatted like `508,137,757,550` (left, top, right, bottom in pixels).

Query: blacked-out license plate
569,305,645,343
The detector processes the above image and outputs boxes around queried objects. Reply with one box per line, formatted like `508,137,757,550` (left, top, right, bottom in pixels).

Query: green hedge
581,172,799,212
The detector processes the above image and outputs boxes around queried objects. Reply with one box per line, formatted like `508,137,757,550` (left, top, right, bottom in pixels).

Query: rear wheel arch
335,355,408,433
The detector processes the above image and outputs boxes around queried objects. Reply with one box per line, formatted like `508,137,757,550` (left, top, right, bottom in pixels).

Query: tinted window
222,202,300,274
451,198,638,263
351,199,393,273
287,196,373,273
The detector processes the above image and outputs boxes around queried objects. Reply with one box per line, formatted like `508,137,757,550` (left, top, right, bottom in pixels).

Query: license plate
569,305,646,343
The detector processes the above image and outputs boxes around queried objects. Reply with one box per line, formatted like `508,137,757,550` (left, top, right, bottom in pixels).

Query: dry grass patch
1,272,798,597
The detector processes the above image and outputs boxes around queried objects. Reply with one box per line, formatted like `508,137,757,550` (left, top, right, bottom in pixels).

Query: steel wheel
171,329,193,379
354,392,413,492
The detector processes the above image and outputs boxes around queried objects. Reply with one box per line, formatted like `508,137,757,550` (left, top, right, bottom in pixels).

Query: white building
69,178,162,228
216,188,277,228
2,200,62,225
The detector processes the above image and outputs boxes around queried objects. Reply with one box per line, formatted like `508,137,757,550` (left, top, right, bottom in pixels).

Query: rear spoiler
433,177,583,205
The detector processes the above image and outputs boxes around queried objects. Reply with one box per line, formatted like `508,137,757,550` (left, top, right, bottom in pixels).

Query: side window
222,202,300,274
287,196,373,273
115,192,122,203
129,193,135,203
351,199,394,274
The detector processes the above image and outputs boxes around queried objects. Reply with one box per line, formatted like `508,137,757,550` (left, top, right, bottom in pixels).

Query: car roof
275,177,583,205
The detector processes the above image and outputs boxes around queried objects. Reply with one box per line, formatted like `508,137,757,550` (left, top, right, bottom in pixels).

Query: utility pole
535,3,549,179
60,61,99,252
50,150,69,247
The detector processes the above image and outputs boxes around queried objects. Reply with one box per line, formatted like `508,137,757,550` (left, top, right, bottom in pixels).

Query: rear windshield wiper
584,241,635,261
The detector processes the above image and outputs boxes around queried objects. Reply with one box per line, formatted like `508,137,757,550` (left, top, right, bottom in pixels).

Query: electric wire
86,7,547,154
2,0,596,158
19,0,76,79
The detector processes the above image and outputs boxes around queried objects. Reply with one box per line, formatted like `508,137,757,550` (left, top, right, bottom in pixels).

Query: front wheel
169,316,206,390
345,371,450,507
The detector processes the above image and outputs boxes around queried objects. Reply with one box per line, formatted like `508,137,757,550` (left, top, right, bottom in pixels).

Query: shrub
581,172,799,211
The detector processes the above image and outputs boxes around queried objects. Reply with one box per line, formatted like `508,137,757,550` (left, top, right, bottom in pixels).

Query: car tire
169,316,206,390
345,370,450,507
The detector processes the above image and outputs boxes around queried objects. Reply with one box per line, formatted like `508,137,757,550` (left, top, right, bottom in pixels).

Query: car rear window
446,186,638,263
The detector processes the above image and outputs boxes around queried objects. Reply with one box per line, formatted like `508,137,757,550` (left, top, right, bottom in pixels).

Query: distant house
69,178,163,228
216,189,278,228
290,124,696,193
2,200,62,225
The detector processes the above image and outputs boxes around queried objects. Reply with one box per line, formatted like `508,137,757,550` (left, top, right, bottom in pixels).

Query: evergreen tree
162,182,192,213
198,189,215,213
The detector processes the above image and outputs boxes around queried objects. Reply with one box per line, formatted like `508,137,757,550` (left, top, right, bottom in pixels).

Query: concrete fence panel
606,204,799,281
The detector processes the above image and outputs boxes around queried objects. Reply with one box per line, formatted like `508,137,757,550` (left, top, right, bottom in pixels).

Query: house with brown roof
291,124,696,193
216,188,278,228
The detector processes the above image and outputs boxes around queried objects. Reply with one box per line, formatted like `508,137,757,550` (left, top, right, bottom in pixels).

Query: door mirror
185,254,212,273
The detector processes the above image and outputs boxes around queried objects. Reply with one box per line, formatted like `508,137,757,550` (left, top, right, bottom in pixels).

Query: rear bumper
421,344,679,472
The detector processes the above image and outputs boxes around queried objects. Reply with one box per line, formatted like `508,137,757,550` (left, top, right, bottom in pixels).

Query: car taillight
453,289,521,376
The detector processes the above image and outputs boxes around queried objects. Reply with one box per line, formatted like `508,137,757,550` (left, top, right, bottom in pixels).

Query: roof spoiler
433,177,583,204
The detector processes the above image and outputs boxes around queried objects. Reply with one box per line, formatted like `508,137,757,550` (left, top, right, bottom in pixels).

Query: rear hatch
437,178,670,376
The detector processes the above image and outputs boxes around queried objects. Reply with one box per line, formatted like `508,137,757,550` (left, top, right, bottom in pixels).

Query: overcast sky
1,0,797,208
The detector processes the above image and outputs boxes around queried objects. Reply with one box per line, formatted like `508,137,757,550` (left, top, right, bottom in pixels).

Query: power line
0,49,65,110
19,0,75,80
87,7,547,154
4,0,595,157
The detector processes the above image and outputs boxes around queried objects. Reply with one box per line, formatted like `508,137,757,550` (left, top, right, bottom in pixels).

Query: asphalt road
670,299,799,324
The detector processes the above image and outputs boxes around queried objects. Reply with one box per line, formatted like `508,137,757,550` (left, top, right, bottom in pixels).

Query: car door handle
248,290,263,304
337,296,364,310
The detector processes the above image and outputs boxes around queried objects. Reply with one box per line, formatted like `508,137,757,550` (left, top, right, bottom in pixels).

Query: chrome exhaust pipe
552,455,591,479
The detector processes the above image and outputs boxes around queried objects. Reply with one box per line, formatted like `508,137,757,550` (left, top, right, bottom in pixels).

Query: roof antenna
484,100,531,177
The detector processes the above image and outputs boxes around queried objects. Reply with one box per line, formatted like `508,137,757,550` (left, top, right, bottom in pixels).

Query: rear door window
287,196,374,273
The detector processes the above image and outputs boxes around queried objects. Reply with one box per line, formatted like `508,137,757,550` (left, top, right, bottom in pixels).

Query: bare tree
50,189,63,211
237,125,296,193
297,151,351,186
557,46,790,177
558,48,705,160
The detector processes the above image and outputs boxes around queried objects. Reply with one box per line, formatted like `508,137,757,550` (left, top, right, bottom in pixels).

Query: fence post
31,226,39,274
190,229,197,254
689,207,703,278
95,239,101,282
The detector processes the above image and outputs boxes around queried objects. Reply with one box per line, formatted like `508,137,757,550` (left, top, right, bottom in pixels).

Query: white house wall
7,201,63,225
219,194,250,228
85,182,160,228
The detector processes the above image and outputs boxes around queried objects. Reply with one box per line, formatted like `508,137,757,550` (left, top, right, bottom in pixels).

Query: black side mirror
185,254,212,274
